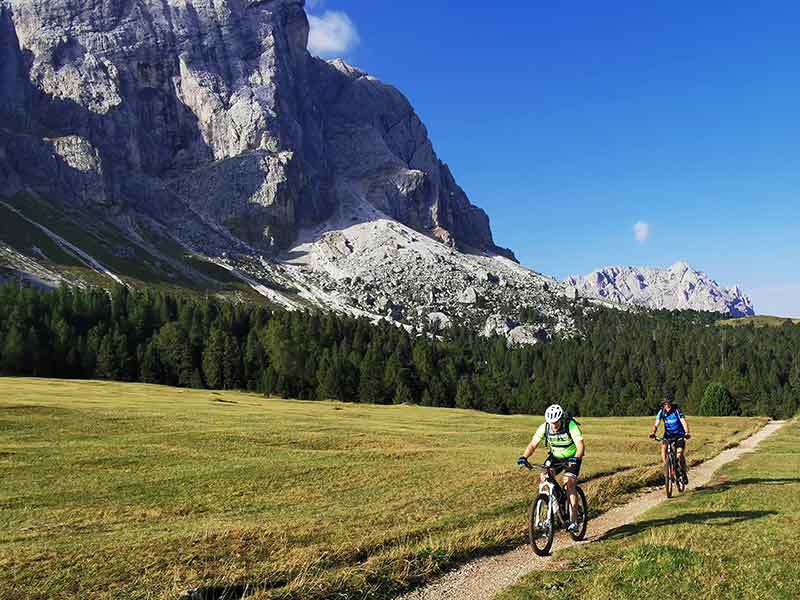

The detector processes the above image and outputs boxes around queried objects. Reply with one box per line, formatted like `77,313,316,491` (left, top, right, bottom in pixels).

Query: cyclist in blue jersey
650,394,691,484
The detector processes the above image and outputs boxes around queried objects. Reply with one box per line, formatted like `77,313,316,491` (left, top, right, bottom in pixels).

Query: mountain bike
652,435,687,498
520,458,588,556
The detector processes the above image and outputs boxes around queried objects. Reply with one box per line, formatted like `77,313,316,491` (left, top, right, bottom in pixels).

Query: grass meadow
719,315,800,327
499,420,800,600
0,378,767,599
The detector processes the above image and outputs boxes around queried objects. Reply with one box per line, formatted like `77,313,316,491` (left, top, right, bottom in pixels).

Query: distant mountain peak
566,262,755,317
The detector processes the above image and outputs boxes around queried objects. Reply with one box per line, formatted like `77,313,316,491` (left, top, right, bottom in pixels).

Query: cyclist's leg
564,474,577,521
660,440,668,465
562,460,582,523
675,439,688,480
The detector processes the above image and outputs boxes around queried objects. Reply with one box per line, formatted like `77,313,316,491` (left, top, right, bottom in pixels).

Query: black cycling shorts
663,436,686,450
546,455,582,478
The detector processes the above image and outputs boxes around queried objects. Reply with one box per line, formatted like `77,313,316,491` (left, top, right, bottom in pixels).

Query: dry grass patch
0,378,766,599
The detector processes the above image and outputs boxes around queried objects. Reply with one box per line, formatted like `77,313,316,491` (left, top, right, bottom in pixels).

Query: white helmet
544,404,564,424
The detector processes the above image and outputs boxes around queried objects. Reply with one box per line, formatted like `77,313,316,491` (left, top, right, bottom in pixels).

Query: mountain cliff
565,261,755,317
0,0,511,258
1,0,574,342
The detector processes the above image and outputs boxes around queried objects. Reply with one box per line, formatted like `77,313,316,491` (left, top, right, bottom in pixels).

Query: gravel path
397,420,787,600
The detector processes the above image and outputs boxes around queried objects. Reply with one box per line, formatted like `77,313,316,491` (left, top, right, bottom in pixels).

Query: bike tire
663,459,673,498
676,461,686,492
568,486,589,541
529,493,554,556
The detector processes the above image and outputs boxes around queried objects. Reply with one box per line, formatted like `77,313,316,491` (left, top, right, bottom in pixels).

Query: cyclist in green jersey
518,404,585,533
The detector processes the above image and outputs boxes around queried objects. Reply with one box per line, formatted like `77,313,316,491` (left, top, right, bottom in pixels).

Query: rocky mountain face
565,262,755,317
1,0,569,343
0,0,512,258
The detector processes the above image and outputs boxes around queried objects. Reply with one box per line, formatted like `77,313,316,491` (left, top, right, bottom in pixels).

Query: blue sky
306,1,800,317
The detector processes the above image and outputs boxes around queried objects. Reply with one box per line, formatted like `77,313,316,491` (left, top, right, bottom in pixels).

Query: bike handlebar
519,458,579,471
518,459,549,471
651,435,688,442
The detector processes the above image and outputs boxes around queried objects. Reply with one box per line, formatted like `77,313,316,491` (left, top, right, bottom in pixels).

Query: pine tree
790,357,800,397
393,380,414,405
95,334,118,380
140,341,162,384
700,382,739,416
156,322,194,387
202,327,225,390
222,333,242,390
454,377,475,410
243,329,266,391
358,344,385,404
1,323,26,374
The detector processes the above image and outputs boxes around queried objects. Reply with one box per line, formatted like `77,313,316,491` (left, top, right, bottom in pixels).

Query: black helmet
660,391,674,407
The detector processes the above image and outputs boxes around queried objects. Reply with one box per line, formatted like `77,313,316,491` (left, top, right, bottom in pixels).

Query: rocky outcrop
0,0,513,258
565,261,755,317
481,314,549,347
457,287,479,305
260,196,574,339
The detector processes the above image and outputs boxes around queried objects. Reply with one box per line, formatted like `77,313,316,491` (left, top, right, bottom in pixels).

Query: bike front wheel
663,459,673,498
529,493,554,556
568,487,589,541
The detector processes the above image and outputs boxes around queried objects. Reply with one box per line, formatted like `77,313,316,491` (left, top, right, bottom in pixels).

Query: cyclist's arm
523,423,546,459
522,439,539,460
650,410,662,436
677,407,690,437
568,420,585,460
574,439,585,460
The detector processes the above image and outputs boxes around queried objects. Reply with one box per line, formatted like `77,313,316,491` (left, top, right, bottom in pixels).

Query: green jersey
531,419,584,459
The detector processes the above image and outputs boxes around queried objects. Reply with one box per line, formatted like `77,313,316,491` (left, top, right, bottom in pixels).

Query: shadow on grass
211,397,239,405
695,477,800,495
181,583,256,600
599,510,777,541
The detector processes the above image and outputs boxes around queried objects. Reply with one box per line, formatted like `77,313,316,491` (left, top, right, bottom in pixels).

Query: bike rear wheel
529,493,554,556
568,486,589,541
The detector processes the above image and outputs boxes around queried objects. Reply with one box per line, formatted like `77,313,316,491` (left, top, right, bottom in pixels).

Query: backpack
544,415,581,447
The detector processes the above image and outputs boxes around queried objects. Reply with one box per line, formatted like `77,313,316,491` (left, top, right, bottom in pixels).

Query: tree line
0,283,798,418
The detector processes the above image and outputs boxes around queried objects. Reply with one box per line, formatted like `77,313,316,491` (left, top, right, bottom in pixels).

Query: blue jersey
655,406,686,436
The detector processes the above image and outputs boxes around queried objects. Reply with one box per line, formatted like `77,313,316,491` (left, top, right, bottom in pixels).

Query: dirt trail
397,420,787,600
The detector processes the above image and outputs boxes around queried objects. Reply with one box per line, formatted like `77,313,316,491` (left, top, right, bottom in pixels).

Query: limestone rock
482,315,517,337
0,0,513,257
458,286,479,304
427,312,452,330
507,325,547,347
566,261,755,317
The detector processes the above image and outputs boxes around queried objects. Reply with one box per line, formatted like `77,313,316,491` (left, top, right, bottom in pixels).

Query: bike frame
653,435,686,483
654,435,684,463
529,464,568,526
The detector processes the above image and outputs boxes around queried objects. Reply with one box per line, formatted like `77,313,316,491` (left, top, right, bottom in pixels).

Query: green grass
498,420,800,600
0,378,766,600
3,194,204,287
719,315,800,327
0,203,85,269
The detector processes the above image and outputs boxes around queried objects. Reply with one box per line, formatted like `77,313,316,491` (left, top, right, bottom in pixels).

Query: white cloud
307,10,360,58
634,221,650,243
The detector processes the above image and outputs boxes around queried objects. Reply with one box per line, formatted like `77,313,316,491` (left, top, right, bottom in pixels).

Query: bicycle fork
537,480,560,529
